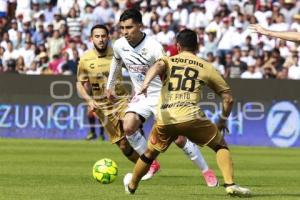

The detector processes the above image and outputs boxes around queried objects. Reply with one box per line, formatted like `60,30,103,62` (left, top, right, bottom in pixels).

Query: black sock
88,116,96,135
224,183,235,188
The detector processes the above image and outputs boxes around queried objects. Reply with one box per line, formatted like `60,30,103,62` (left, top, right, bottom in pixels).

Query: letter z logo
266,102,300,147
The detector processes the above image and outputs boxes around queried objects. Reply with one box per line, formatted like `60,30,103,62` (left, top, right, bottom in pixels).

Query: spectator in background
48,54,64,74
93,0,114,24
3,41,19,69
281,0,300,25
0,0,8,18
26,59,40,75
44,2,57,24
217,17,235,65
270,48,285,72
59,51,77,75
164,11,178,33
47,30,65,61
32,24,46,46
156,22,175,46
287,54,300,80
38,51,49,69
8,19,18,46
15,56,26,74
18,40,35,69
81,4,97,40
226,47,247,78
52,11,65,31
277,67,288,79
66,8,82,39
290,14,300,32
207,52,225,76
1,32,10,50
56,0,75,17
241,59,263,79
140,1,151,28
156,0,170,21
65,39,83,60
0,46,5,71
204,30,218,58
15,0,31,19
173,4,188,27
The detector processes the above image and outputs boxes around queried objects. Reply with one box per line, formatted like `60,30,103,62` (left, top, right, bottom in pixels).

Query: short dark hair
90,24,109,36
119,8,142,23
176,29,198,52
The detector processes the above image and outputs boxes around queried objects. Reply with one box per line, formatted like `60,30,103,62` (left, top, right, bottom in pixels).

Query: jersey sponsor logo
127,64,148,74
171,58,203,68
266,101,300,147
160,101,195,109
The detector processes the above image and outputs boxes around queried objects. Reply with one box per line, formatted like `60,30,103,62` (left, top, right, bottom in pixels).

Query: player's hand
249,24,268,35
138,83,149,97
105,89,116,102
87,99,98,111
216,118,229,135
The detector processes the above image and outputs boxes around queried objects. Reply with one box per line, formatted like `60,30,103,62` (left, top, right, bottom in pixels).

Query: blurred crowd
0,0,300,79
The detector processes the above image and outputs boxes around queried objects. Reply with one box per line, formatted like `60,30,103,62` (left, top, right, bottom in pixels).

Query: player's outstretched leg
174,136,218,187
208,136,251,197
86,112,97,140
124,149,160,194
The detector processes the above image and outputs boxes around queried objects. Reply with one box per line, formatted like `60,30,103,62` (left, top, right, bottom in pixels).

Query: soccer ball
92,158,118,184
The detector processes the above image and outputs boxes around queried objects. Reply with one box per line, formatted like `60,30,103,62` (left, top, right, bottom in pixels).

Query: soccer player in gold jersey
76,24,140,163
123,29,251,197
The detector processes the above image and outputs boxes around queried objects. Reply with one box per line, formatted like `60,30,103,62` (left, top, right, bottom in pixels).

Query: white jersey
107,34,165,98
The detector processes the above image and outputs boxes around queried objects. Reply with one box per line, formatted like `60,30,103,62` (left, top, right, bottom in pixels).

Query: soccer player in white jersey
106,8,218,186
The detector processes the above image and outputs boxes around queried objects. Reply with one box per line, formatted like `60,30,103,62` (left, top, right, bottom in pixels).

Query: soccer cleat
85,132,97,140
225,184,251,197
141,160,160,181
202,169,219,187
123,173,135,194
99,134,105,141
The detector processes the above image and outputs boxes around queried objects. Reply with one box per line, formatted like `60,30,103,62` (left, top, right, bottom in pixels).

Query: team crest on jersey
89,63,95,69
141,48,148,56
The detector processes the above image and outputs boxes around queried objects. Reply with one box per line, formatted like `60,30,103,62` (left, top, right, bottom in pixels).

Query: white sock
182,139,209,172
126,130,147,155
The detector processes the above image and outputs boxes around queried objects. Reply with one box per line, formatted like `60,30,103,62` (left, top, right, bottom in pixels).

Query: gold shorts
148,119,220,152
94,101,127,144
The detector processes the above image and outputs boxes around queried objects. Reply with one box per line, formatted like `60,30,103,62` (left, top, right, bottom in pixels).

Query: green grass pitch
0,138,300,200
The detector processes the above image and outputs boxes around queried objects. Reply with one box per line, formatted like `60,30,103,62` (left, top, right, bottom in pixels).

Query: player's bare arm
76,81,98,111
249,24,300,43
139,60,166,96
218,90,234,133
106,56,123,101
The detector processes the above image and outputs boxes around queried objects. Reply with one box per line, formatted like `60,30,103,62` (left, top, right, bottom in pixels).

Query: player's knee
123,120,141,135
208,138,230,153
173,135,186,148
212,144,229,153
123,125,137,135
